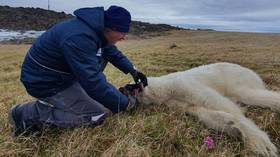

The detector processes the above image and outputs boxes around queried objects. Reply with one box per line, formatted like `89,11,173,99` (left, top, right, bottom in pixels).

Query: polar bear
136,62,279,157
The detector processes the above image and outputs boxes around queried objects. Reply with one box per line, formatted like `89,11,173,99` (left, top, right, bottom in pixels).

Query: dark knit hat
104,5,131,33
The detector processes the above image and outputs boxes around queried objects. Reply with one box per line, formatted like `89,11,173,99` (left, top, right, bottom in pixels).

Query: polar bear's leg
187,107,278,157
230,88,280,112
179,82,243,115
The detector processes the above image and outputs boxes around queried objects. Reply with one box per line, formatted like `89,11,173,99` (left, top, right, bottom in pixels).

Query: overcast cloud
1,0,280,33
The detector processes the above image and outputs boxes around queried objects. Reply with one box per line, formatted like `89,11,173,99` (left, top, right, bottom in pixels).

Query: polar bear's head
135,77,162,105
122,77,161,106
136,85,155,105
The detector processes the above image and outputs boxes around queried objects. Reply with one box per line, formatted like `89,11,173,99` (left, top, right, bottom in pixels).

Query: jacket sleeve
102,45,135,74
61,34,128,113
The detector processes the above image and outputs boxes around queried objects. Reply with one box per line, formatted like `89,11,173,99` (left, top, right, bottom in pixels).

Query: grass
0,30,280,156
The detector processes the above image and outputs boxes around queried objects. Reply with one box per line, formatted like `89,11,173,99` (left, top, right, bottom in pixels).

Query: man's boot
8,102,42,137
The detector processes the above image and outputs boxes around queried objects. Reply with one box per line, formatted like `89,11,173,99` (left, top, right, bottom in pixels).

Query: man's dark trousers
17,81,108,129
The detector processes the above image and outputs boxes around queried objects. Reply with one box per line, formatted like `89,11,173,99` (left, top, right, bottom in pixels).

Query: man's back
20,8,104,98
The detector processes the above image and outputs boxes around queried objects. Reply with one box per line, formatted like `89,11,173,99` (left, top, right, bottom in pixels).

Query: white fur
137,62,279,157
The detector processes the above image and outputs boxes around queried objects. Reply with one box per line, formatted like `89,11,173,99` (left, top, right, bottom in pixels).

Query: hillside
0,5,181,35
0,30,280,156
0,5,72,30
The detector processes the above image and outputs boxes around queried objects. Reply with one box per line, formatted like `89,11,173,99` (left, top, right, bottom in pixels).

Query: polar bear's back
206,62,265,90
161,62,265,91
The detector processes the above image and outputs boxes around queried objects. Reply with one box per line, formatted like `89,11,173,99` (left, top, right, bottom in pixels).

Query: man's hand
119,83,142,111
130,69,148,87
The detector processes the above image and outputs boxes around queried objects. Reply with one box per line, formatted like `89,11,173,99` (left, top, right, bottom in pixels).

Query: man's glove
119,83,143,96
130,69,148,87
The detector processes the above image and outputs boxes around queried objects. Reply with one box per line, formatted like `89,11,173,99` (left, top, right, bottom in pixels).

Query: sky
1,0,280,33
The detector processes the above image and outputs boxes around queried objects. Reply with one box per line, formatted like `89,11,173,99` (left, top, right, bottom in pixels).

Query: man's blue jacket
20,7,134,113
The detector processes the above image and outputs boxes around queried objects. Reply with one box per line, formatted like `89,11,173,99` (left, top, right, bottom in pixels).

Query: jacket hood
73,7,105,35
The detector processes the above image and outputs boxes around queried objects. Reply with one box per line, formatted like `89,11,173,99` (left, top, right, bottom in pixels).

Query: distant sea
175,24,280,34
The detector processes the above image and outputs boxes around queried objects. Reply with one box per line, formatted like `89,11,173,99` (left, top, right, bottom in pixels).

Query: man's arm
102,45,148,86
102,45,134,74
61,34,129,113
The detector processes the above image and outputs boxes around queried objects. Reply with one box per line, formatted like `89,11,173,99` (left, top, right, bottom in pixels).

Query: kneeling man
8,5,147,136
